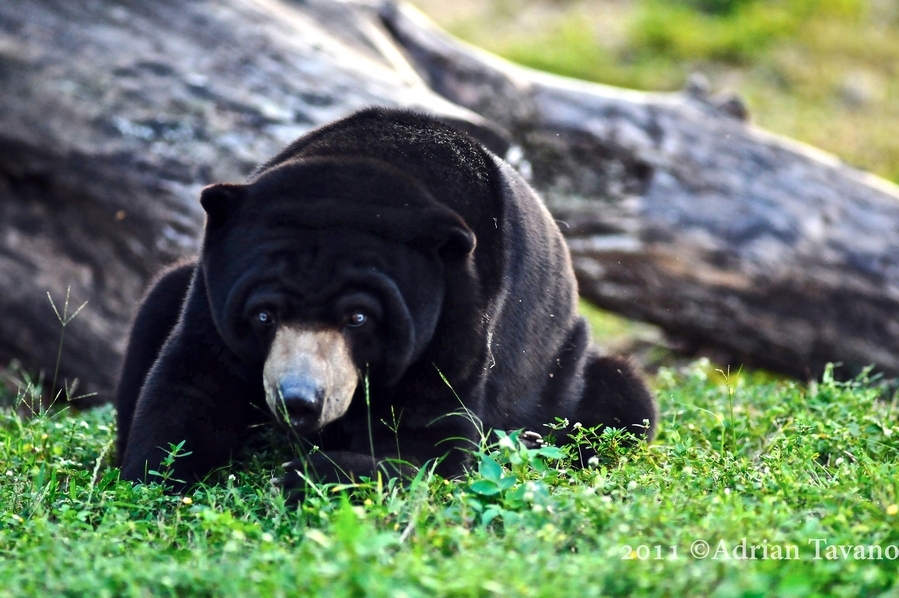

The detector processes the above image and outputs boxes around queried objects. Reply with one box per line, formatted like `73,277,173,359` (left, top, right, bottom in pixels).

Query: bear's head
198,157,475,433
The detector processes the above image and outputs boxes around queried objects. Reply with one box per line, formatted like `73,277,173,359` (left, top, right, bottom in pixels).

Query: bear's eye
347,311,367,328
255,309,275,326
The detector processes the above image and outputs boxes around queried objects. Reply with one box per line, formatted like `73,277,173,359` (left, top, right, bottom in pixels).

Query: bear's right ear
200,183,246,226
439,223,477,257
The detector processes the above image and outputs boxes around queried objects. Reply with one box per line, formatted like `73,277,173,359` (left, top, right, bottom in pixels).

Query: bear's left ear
200,183,246,225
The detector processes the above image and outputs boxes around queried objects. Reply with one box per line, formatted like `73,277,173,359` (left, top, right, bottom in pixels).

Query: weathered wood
382,3,899,378
1,0,897,404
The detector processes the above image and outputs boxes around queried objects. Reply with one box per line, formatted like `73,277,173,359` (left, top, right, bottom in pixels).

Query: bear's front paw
274,452,381,503
273,458,313,500
520,430,545,449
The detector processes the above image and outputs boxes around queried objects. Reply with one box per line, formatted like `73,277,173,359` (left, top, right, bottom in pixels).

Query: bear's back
253,108,497,226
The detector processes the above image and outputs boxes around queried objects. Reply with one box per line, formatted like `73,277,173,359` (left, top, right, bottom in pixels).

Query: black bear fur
116,108,657,490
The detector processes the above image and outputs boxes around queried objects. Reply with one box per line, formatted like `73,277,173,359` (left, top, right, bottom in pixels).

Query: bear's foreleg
277,415,479,500
119,282,262,489
565,353,658,464
116,263,195,465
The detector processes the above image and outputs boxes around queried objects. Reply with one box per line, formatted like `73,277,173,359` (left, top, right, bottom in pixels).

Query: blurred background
408,0,899,367
409,0,899,184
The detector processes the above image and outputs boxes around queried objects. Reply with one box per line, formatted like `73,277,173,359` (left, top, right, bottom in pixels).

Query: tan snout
262,325,358,432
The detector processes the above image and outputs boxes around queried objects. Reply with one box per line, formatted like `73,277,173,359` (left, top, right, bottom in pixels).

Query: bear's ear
200,183,246,225
441,224,476,256
414,213,476,257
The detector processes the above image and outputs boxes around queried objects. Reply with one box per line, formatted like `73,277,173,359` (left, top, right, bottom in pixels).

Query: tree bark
0,0,897,404
382,3,899,379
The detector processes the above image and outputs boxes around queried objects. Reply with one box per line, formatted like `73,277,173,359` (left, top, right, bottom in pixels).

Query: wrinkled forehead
269,229,414,283
215,227,418,280
206,227,443,319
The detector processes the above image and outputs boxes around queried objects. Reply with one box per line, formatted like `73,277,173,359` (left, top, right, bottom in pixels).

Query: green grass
2,362,898,596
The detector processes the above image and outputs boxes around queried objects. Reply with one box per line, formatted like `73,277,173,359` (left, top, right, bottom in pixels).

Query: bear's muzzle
262,325,358,433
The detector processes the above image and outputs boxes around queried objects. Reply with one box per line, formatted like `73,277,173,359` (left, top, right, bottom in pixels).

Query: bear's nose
277,374,324,431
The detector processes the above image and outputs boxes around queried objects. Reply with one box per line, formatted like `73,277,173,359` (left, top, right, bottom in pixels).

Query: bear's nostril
277,375,324,429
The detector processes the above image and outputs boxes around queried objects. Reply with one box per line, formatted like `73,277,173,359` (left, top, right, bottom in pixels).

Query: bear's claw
520,430,545,449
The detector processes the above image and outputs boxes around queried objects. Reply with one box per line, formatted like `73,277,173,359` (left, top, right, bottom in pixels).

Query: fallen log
382,3,899,379
1,0,897,405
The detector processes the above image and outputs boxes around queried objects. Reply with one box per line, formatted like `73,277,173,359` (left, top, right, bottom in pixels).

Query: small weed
46,287,88,405
146,440,193,486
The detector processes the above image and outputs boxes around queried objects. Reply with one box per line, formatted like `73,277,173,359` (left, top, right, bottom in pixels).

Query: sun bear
116,108,657,492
